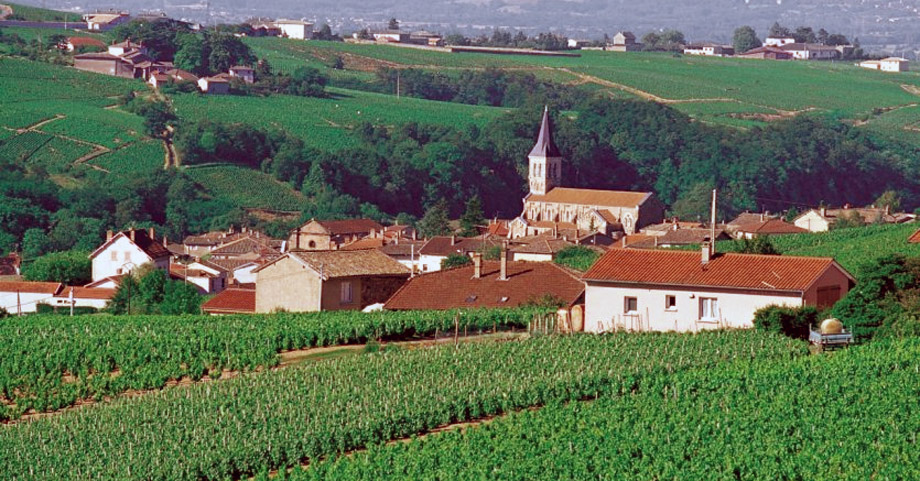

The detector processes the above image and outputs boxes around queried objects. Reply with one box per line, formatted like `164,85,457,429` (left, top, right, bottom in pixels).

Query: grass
89,140,164,174
184,164,310,211
5,2,82,22
171,87,507,151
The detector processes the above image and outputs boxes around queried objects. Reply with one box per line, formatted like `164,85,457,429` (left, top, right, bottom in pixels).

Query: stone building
509,108,664,238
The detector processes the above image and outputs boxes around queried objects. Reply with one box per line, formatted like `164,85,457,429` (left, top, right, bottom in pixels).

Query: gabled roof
257,250,409,279
210,236,279,257
68,37,107,47
584,250,854,293
202,287,256,314
85,275,124,288
89,229,170,260
340,238,385,251
657,228,730,245
379,240,427,257
316,218,384,236
727,212,775,227
384,261,584,310
63,286,116,300
908,229,920,244
0,281,63,295
510,236,573,255
528,187,652,208
418,236,502,257
736,219,807,235
207,258,259,271
528,106,561,158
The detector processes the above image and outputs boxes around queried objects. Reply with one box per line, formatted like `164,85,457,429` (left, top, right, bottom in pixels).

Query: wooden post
454,312,460,347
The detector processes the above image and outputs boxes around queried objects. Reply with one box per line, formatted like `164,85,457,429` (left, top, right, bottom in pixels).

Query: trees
173,33,206,74
109,268,202,315
768,22,790,38
173,31,254,75
418,200,452,238
459,196,484,237
387,18,399,30
22,250,92,285
642,30,685,52
286,67,328,97
875,190,902,212
110,19,191,61
441,254,472,270
738,236,778,255
732,26,761,54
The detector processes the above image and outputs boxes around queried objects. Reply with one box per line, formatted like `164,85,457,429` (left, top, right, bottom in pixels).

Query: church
509,108,664,239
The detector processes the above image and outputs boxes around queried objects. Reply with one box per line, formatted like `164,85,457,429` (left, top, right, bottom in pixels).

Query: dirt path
17,114,65,133
3,331,526,425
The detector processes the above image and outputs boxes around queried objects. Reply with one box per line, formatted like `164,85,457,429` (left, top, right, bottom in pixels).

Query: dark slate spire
528,106,561,158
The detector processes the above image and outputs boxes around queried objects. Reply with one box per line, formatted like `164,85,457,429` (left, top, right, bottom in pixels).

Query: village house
82,11,130,31
764,37,796,47
206,258,261,285
229,65,255,84
608,31,640,52
65,36,106,52
0,281,62,314
254,249,409,313
202,286,256,315
148,68,198,88
780,43,840,60
408,31,444,46
208,235,282,261
725,212,777,233
288,218,383,251
74,40,173,79
89,228,170,282
793,206,913,233
509,107,664,239
417,235,503,272
647,227,730,248
733,219,806,239
169,261,227,294
49,286,116,311
859,57,910,73
509,235,576,262
582,247,855,333
384,250,584,311
378,239,427,272
682,43,734,57
737,46,793,60
198,74,231,94
275,19,314,40
372,30,411,43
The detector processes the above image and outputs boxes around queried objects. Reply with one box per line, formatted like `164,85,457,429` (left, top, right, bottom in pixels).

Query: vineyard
184,164,312,211
297,338,920,480
88,140,164,174
0,330,805,479
0,308,537,419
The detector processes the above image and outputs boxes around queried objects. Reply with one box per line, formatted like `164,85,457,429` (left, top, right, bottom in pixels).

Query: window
699,298,719,320
110,251,118,261
624,297,638,314
340,281,353,304
124,251,131,262
665,295,677,311
308,240,316,249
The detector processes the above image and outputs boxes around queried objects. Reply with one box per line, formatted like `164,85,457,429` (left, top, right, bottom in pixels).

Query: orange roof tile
584,249,853,292
202,288,255,314
0,281,62,294
908,228,920,244
737,219,807,235
528,187,652,208
66,287,116,300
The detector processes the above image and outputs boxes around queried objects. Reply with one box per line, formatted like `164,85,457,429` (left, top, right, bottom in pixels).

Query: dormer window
465,295,477,303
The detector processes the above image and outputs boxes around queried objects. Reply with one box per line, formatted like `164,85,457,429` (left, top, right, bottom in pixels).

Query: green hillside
247,39,920,141
4,2,82,22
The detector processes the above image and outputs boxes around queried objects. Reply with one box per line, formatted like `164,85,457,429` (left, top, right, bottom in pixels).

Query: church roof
528,188,652,208
528,106,561,158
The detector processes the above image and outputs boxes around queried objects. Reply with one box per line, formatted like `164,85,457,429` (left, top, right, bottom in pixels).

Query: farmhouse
608,31,640,52
509,108,664,238
49,286,116,311
229,65,255,83
737,46,793,60
198,74,231,94
207,258,261,285
682,43,734,57
89,228,170,282
275,19,314,40
384,251,584,310
202,286,256,315
780,43,840,60
793,206,911,232
733,219,806,239
65,36,106,52
859,57,910,73
408,31,443,46
82,11,130,31
254,249,409,313
148,68,199,88
417,236,502,272
582,247,855,333
288,218,383,251
73,52,136,78
169,262,227,294
764,37,796,47
372,30,411,43
0,281,62,314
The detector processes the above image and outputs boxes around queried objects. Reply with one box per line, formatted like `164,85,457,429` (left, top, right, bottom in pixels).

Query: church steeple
528,106,563,196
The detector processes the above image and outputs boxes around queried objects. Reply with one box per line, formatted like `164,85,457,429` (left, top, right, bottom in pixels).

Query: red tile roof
584,249,853,293
340,238,385,251
89,229,170,260
418,236,502,257
909,228,920,244
259,250,410,279
384,261,584,310
68,37,106,48
202,288,256,314
317,218,384,236
65,286,116,300
528,188,652,208
0,281,62,294
737,219,807,235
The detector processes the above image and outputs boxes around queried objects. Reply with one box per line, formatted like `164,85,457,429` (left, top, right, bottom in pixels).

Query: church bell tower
528,106,563,196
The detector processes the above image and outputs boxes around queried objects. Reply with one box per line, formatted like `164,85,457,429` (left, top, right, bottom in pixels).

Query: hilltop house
229,65,255,83
582,247,855,333
198,74,231,94
288,218,383,251
683,43,734,57
82,11,130,30
737,46,793,60
74,40,173,79
859,57,910,73
780,43,840,60
609,31,640,52
254,249,409,312
275,19,314,40
384,250,584,310
89,228,170,282
509,107,664,239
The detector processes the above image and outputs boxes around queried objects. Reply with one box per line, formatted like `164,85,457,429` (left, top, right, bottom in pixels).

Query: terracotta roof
528,220,579,231
657,228,729,246
485,220,510,237
528,188,652,208
736,219,807,235
610,234,656,249
65,286,116,300
74,52,124,61
727,212,774,227
0,281,62,294
510,236,573,255
230,65,253,71
207,258,259,271
85,275,124,288
908,229,920,244
419,236,502,257
89,229,170,260
341,238,385,251
584,250,853,293
170,263,215,279
379,240,427,257
317,218,384,236
269,250,410,279
68,37,106,47
210,236,279,257
384,261,584,310
528,107,561,158
202,288,256,314
166,68,199,82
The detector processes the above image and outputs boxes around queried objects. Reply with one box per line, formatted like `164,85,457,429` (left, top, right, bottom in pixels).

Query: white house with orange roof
582,246,855,333
89,228,170,282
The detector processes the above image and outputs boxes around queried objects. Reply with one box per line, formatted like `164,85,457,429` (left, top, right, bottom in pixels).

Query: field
299,337,920,480
4,2,82,22
171,87,507,151
184,164,312,211
247,39,920,142
0,308,534,419
0,330,804,479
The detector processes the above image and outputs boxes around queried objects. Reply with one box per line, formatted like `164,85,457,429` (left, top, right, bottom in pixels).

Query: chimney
552,223,558,239
129,227,135,242
701,241,712,265
148,227,155,240
885,205,891,216
163,236,168,247
760,212,765,221
499,242,508,281
621,236,627,248
450,235,456,246
820,206,827,217
472,252,482,279
106,230,113,241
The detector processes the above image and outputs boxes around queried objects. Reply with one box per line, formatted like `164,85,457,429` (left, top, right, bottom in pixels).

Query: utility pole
396,70,400,99
710,188,717,255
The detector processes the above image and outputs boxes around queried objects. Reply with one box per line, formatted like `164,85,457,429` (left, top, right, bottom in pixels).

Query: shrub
441,254,472,270
753,305,819,339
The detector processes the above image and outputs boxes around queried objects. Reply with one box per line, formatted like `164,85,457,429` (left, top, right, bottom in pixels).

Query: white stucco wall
584,283,804,333
92,236,159,282
511,252,553,262
419,254,445,273
232,264,259,284
794,211,831,232
278,23,312,40
0,291,54,314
